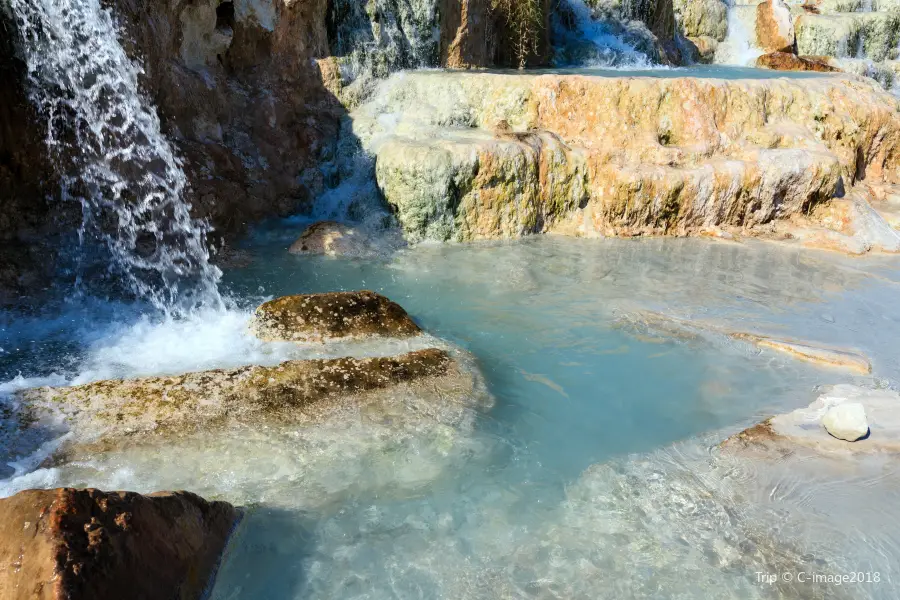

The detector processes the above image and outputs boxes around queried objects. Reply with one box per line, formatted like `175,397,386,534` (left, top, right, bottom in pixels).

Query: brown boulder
756,51,837,72
0,488,237,600
756,0,796,53
252,291,421,342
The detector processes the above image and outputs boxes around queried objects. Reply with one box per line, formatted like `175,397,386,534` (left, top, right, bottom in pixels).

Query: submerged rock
252,291,421,342
288,221,378,258
12,349,454,448
724,385,900,454
730,333,872,374
0,488,237,600
617,310,873,374
822,402,869,441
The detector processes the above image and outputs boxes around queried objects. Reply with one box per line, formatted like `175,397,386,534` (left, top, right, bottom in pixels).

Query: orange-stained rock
756,51,838,72
252,291,421,342
756,0,795,53
0,488,237,600
357,71,900,244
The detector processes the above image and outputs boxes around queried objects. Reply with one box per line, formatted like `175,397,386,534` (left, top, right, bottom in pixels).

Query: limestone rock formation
674,0,728,41
441,0,497,68
786,191,900,254
0,488,237,600
822,402,869,441
354,71,900,244
756,51,837,71
756,0,796,53
252,291,421,342
795,11,900,62
724,385,900,454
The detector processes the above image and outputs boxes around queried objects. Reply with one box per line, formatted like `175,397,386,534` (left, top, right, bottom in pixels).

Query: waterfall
3,0,223,315
552,0,656,68
714,1,762,66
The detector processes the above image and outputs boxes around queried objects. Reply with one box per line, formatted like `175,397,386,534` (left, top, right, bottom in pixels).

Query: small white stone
821,402,869,442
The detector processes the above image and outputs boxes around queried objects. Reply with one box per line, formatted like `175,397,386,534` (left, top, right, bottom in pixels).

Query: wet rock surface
10,349,453,450
0,488,237,600
756,0,795,53
252,291,421,342
724,385,900,454
756,51,838,71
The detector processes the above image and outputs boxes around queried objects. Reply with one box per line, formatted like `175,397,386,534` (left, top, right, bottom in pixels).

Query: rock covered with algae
251,290,421,342
5,348,491,455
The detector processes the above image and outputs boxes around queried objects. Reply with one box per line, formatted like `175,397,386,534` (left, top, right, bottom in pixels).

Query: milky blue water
2,232,900,599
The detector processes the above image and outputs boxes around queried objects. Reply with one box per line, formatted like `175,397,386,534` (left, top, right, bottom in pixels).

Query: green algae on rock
252,291,421,342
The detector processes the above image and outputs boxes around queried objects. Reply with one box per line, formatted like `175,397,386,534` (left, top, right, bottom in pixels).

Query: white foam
715,3,764,66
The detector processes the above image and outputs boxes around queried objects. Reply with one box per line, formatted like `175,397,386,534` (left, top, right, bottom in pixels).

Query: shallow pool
2,233,899,599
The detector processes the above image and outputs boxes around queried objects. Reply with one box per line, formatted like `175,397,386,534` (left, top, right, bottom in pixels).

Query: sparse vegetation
491,0,544,69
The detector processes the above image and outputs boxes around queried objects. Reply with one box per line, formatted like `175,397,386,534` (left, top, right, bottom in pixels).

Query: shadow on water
210,505,319,600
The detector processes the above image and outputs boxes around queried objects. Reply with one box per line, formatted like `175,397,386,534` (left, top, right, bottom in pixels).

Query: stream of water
4,0,223,314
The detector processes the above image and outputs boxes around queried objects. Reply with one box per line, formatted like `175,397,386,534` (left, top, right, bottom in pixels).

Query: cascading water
3,0,223,315
552,0,656,68
714,0,762,66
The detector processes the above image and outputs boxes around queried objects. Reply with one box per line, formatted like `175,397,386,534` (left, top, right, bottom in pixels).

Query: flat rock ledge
729,333,872,374
252,291,421,342
617,310,872,374
8,349,463,455
723,384,900,455
0,488,237,600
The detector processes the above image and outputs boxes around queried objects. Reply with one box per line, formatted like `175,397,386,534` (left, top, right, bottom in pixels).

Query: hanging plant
491,0,544,69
